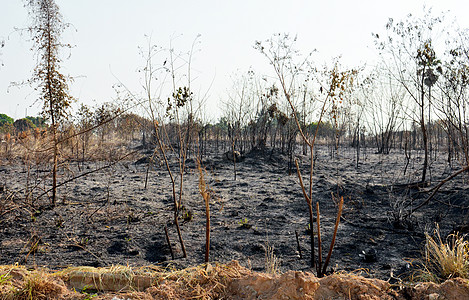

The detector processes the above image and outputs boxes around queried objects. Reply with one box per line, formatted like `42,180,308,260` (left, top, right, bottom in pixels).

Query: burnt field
1,144,468,281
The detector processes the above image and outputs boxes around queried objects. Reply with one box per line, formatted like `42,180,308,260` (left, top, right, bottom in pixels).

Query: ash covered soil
1,145,468,281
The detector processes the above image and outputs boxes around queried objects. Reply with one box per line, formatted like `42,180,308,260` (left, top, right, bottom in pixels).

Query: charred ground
1,144,468,281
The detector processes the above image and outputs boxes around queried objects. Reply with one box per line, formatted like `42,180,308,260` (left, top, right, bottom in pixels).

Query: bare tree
223,71,254,180
74,104,92,169
363,69,405,155
374,10,444,184
437,30,469,167
26,0,74,206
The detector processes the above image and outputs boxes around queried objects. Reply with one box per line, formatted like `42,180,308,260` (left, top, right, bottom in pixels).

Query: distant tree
0,114,14,134
222,71,256,179
437,29,469,166
215,117,229,132
213,117,229,151
307,121,334,139
94,103,118,143
0,123,14,134
25,116,47,128
116,112,148,141
26,0,74,205
14,118,35,132
74,103,93,168
0,113,14,127
362,69,405,155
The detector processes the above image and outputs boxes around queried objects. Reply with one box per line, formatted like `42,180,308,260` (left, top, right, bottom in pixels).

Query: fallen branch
409,164,469,215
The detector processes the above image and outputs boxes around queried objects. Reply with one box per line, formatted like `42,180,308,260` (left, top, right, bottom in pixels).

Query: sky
1,0,468,121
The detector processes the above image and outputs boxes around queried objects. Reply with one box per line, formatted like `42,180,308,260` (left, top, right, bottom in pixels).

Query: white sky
1,0,468,121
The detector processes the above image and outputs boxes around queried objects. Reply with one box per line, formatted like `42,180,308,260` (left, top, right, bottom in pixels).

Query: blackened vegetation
1,142,469,281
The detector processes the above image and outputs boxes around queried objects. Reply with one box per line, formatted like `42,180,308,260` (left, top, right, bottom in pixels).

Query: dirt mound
229,269,397,299
1,261,468,299
408,278,469,300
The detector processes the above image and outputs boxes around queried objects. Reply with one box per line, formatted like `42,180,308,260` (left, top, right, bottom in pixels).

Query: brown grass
418,226,469,282
0,262,248,300
0,265,66,300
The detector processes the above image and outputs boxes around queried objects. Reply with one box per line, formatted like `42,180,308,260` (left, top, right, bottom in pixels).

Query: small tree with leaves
26,0,74,205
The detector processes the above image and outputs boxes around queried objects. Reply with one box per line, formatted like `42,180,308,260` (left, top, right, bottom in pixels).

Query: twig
164,224,175,260
295,230,302,259
295,158,311,205
69,242,104,264
87,199,109,221
322,196,344,275
60,229,104,264
316,201,322,276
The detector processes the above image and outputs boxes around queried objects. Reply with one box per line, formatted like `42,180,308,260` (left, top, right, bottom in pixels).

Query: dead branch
410,164,469,215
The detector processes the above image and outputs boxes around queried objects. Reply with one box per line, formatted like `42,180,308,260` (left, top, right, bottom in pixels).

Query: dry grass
0,130,133,164
0,265,65,300
264,242,281,275
418,227,469,282
144,262,247,300
0,261,248,300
